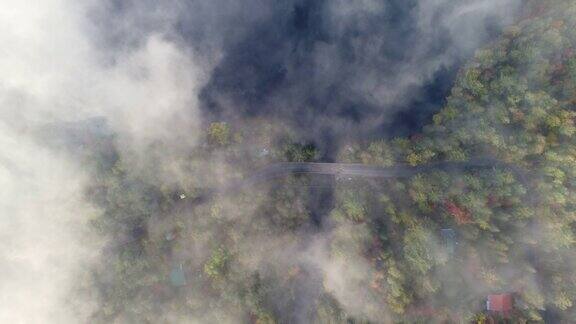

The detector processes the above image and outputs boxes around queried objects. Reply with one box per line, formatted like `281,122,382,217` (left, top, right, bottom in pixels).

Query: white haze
0,0,208,322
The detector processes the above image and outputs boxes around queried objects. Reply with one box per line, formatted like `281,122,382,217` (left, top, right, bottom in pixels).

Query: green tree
204,247,231,280
208,122,230,146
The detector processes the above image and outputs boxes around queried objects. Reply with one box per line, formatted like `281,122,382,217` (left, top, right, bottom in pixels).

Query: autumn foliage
444,201,472,224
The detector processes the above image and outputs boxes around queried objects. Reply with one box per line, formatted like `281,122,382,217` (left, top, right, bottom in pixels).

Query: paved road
237,158,524,186
180,158,530,207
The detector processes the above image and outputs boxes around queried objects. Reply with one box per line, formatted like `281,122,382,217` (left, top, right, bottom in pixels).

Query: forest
74,0,576,322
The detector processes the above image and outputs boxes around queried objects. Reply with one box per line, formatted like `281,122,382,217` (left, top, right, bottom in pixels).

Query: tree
403,227,436,275
204,247,231,281
208,122,230,146
284,142,318,162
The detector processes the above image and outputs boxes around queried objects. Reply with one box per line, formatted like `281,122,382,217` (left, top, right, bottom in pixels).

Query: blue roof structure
169,263,187,287
441,229,456,257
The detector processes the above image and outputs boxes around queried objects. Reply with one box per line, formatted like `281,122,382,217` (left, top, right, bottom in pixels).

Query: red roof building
486,294,514,314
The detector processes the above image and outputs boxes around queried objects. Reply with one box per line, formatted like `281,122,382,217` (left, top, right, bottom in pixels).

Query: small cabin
257,148,270,157
169,263,187,287
441,228,456,257
486,293,514,314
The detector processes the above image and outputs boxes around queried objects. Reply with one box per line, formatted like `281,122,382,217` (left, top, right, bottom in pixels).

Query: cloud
0,0,209,322
0,127,100,323
0,0,207,146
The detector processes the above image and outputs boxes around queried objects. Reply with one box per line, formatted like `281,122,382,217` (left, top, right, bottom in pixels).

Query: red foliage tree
444,201,472,224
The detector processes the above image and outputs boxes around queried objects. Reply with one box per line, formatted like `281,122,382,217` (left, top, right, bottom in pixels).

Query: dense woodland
77,0,576,322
